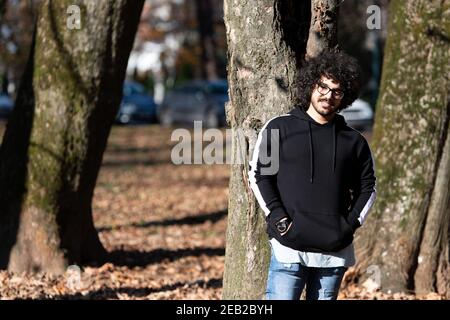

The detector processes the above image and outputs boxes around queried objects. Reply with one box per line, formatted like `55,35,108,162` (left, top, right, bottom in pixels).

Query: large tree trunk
356,0,450,297
222,0,313,299
0,0,144,274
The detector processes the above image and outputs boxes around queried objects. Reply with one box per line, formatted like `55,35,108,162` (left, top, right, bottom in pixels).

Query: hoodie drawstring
308,119,337,184
332,121,336,173
308,122,314,184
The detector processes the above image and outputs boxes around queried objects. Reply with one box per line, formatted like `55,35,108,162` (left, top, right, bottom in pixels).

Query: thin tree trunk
222,0,311,299
0,0,6,20
0,0,144,274
306,0,340,59
356,0,450,296
195,0,218,80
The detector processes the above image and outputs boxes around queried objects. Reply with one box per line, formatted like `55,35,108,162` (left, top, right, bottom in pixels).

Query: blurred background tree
0,0,39,97
338,0,389,109
126,0,226,104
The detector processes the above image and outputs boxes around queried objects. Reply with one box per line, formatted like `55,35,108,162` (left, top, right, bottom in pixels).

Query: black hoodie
248,106,376,253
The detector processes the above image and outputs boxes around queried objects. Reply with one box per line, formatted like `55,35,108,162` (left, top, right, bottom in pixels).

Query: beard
312,98,338,116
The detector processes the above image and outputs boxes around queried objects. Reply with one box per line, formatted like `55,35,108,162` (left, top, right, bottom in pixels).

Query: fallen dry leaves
0,122,444,300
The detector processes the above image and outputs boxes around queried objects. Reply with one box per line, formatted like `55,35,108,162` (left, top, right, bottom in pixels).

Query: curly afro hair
296,51,362,112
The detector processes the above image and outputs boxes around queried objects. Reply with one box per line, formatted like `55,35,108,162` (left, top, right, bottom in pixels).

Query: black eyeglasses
316,81,344,99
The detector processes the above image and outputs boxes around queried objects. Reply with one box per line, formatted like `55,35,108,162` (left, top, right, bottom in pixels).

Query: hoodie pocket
277,211,353,252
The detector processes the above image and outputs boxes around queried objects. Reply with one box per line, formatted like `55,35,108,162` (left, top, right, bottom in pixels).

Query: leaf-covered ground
0,124,228,299
0,123,444,300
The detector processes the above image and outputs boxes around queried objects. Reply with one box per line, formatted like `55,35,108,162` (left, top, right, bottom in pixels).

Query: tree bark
0,0,144,274
356,0,450,297
414,121,450,296
222,0,311,299
305,0,340,59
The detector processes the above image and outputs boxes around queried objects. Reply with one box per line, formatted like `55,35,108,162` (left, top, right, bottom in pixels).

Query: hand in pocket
275,217,293,236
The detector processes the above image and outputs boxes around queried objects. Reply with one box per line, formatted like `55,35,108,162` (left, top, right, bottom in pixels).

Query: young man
248,51,376,300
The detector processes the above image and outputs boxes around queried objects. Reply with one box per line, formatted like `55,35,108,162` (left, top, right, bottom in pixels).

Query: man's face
309,76,343,119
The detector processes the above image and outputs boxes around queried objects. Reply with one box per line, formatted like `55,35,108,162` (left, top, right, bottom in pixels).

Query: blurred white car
340,99,374,131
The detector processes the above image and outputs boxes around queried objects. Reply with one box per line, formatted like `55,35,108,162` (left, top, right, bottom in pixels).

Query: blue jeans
266,253,347,300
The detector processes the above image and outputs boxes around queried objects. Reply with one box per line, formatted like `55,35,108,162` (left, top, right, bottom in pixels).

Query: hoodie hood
289,106,347,184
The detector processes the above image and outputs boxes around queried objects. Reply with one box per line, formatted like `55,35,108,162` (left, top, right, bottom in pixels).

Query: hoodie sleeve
248,119,287,223
347,137,377,231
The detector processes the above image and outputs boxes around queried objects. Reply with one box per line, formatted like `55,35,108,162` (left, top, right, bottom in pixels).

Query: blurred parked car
116,81,157,124
157,79,228,128
340,99,374,131
0,93,14,119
